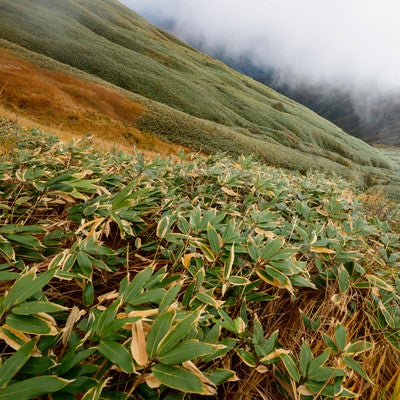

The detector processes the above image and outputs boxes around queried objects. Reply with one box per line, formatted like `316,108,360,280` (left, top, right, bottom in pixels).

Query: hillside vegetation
0,47,184,156
0,0,398,191
0,120,399,399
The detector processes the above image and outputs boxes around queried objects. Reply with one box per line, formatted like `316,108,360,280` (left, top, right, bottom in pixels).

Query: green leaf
158,340,222,365
121,266,154,304
11,301,68,315
0,241,15,261
256,267,294,294
322,333,338,354
299,341,313,377
227,275,249,286
93,298,122,337
235,348,257,367
0,338,36,389
99,339,134,373
0,376,71,400
0,272,19,281
338,264,350,293
308,366,344,382
223,243,235,281
289,275,317,289
300,312,321,331
335,324,347,352
126,288,166,306
343,356,372,383
3,268,56,310
261,239,283,260
218,308,237,334
365,274,395,292
83,281,95,306
76,251,93,278
207,369,236,385
157,215,171,240
0,225,47,235
305,380,342,397
207,223,221,254
152,364,215,395
195,292,222,308
61,376,98,394
308,349,330,373
159,312,199,355
6,313,55,335
146,310,175,360
56,348,97,375
345,341,373,355
20,356,55,375
81,379,107,400
280,354,300,382
378,301,396,328
159,282,182,313
5,234,43,250
111,182,135,210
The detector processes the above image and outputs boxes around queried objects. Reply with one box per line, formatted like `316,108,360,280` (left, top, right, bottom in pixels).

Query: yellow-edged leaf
310,247,336,254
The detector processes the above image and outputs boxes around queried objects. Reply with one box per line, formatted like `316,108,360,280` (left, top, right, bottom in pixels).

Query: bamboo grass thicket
0,120,399,399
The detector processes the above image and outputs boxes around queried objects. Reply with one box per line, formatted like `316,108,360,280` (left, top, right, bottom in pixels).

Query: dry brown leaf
260,348,290,363
62,306,84,347
131,319,149,367
144,374,162,389
182,252,201,268
182,361,216,396
310,246,336,254
254,228,276,238
98,290,119,303
222,187,239,197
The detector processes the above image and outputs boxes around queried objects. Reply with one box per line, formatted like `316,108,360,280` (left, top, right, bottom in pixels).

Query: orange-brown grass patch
0,48,182,156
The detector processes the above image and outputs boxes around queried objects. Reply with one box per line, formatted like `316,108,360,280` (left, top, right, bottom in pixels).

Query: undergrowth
0,121,399,399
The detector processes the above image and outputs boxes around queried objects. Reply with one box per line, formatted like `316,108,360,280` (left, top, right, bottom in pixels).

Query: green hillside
0,0,398,188
0,121,399,399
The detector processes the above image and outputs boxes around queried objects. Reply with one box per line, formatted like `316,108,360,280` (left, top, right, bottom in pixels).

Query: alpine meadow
0,1,399,399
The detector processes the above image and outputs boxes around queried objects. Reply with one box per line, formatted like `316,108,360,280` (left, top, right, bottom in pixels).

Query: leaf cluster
0,124,399,399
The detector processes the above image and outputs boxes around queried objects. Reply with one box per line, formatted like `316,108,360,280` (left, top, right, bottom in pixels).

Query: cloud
121,0,400,94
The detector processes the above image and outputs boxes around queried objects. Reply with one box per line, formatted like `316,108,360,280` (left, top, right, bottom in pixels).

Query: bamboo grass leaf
3,268,56,310
0,376,72,400
11,301,68,315
6,313,57,335
158,339,223,365
146,310,175,360
207,223,221,254
0,338,36,389
99,339,134,373
152,363,215,395
335,325,347,352
343,356,372,383
158,312,200,355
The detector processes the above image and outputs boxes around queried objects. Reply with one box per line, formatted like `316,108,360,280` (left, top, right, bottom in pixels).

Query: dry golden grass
0,48,185,156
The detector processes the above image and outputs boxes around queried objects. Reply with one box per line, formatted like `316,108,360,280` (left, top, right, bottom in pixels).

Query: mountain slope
257,77,400,147
0,0,397,185
0,46,183,155
219,58,400,146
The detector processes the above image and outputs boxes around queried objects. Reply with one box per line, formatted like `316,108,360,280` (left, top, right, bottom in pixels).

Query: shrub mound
0,121,399,399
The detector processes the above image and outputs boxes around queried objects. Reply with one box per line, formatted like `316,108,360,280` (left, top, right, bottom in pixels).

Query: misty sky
121,0,400,94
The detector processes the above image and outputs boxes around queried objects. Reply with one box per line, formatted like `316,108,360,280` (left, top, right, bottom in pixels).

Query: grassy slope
0,121,399,399
0,0,397,186
0,46,185,156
